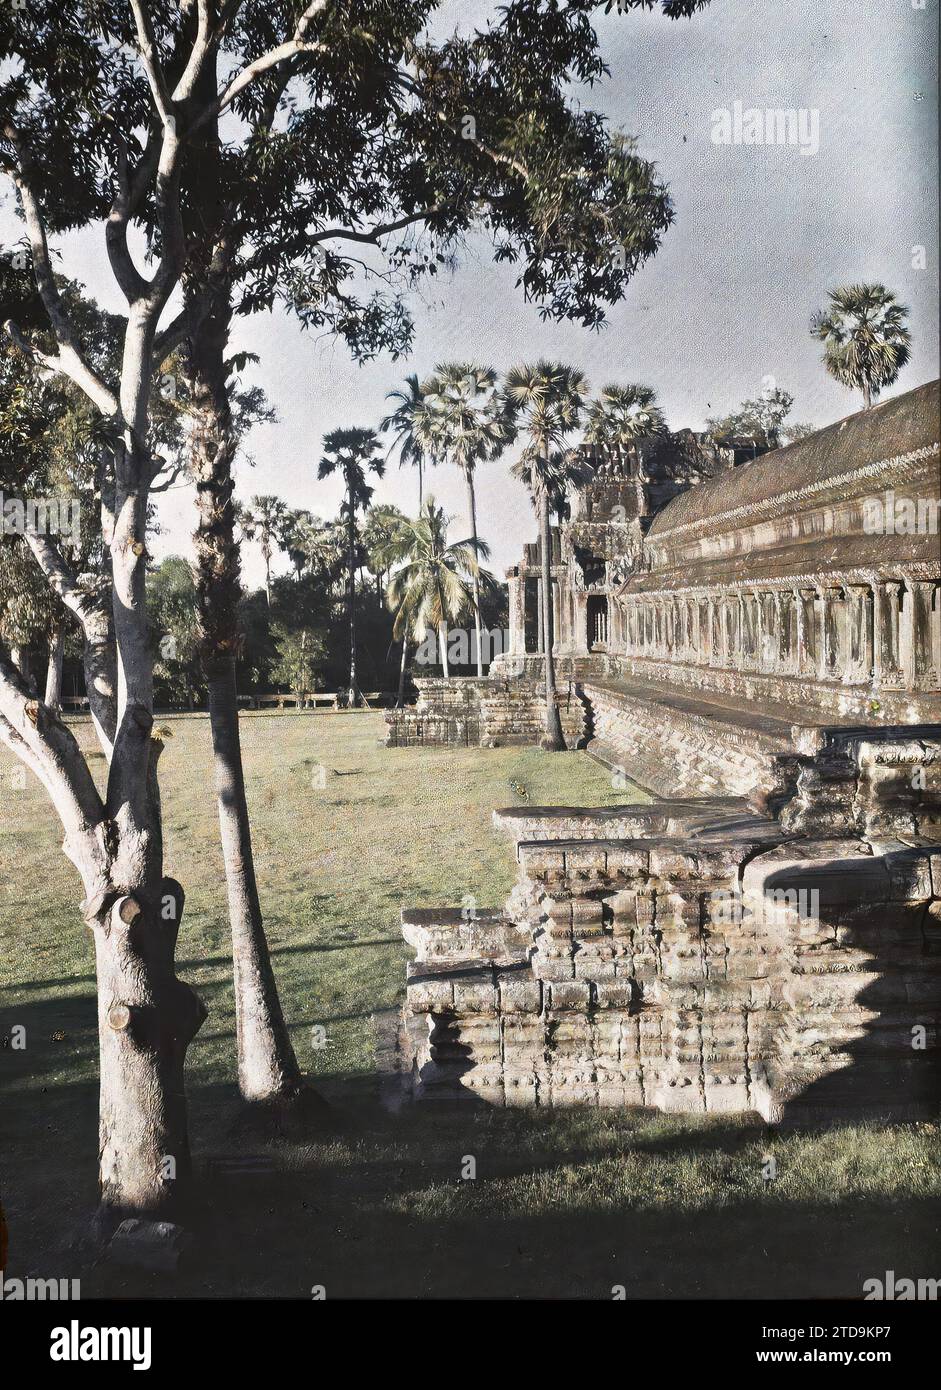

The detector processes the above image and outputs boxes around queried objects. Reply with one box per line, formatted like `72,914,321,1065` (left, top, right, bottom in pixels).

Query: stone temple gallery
383,380,941,1124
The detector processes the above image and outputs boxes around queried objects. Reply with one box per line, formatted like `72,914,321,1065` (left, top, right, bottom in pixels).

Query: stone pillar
744,592,758,671
699,598,711,665
785,590,800,675
874,580,904,688
728,594,741,669
847,584,874,685
796,587,816,677
818,585,846,682
508,571,525,659
718,594,730,668
757,591,774,672
899,580,916,688
774,591,790,671
736,593,748,671
911,580,941,690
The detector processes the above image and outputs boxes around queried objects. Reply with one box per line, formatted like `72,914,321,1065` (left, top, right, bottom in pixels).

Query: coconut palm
423,364,516,677
318,427,385,705
505,361,589,749
238,494,289,604
584,382,668,466
810,283,911,409
380,373,439,509
384,499,489,685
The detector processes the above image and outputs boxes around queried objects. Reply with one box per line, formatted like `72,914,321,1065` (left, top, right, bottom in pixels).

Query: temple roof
646,380,941,542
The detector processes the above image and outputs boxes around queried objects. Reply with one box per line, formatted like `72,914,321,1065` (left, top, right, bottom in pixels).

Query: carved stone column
507,571,524,659
721,593,734,668
874,580,904,688
774,590,791,671
818,584,847,682
911,580,941,689
796,587,816,677
847,584,874,685
756,591,771,672
736,593,748,671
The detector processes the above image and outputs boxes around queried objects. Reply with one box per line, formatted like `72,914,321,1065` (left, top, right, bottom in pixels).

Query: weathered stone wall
392,734,941,1124
385,676,586,749
582,677,790,799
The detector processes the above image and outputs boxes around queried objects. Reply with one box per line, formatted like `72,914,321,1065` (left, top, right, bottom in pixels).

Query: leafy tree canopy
1,0,711,370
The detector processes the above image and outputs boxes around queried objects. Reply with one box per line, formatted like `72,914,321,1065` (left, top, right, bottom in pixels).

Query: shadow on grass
3,998,938,1301
177,937,402,973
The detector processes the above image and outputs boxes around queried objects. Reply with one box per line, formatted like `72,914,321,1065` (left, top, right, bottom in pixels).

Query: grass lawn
1,711,938,1299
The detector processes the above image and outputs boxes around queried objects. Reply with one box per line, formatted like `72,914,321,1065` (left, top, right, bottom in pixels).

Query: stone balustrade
613,579,941,700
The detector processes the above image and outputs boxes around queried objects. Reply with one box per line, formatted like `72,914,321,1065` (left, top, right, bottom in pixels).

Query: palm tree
282,510,343,586
810,283,911,409
380,373,439,509
238,494,289,604
423,363,516,677
584,382,668,466
384,499,489,684
363,502,408,601
318,427,384,705
505,361,589,750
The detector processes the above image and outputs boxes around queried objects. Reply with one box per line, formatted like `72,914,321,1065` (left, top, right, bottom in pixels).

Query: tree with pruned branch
0,0,711,1232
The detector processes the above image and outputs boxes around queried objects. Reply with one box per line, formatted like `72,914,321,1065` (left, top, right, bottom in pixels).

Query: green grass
1,712,939,1298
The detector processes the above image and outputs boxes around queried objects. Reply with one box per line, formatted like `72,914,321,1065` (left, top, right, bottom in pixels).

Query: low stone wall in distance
384,676,586,749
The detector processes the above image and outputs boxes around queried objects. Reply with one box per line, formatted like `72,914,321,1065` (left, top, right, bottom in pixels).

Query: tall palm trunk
346,486,358,706
263,548,272,605
863,381,872,409
539,487,565,750
438,621,450,678
189,283,304,1104
44,623,65,710
464,467,484,677
397,635,409,707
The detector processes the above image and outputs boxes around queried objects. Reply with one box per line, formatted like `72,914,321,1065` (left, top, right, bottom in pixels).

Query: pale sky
1,0,938,586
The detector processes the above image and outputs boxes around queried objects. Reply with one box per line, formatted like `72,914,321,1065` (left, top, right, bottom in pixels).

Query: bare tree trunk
465,468,485,678
539,492,565,750
44,622,65,710
188,283,304,1105
438,621,450,678
207,655,302,1099
91,876,206,1232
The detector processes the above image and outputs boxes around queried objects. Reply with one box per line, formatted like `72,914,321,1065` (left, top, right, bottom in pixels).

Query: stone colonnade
615,579,941,691
508,569,576,656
